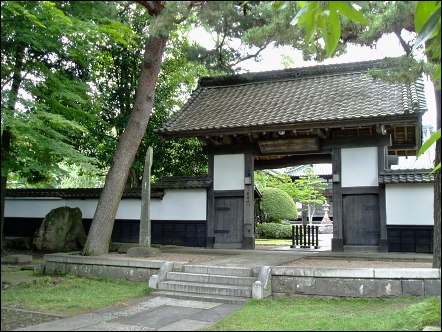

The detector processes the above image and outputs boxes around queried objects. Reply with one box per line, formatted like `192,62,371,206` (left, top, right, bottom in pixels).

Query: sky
188,28,437,169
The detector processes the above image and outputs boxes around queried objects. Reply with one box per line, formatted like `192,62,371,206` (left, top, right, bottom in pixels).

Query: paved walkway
15,295,242,331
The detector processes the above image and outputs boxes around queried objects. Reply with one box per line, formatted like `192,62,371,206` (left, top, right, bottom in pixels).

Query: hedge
260,187,298,223
256,222,292,239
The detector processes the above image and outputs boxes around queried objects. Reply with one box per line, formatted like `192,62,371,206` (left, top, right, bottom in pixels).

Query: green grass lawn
255,238,292,246
204,296,441,331
1,274,153,316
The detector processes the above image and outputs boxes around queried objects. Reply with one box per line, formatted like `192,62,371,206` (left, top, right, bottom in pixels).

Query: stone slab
188,303,244,322
158,319,213,331
118,305,201,329
374,268,440,279
76,322,154,331
167,299,223,309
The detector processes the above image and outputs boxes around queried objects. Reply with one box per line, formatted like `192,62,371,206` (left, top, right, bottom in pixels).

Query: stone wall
44,253,169,282
271,267,441,297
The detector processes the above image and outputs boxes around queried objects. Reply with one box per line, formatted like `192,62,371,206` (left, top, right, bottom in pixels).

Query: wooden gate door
343,194,380,245
214,197,243,248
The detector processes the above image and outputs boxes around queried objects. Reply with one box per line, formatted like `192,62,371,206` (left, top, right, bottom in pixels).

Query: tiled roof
288,164,332,177
5,177,213,198
4,177,268,199
159,58,427,137
379,170,434,184
152,176,212,189
5,188,164,199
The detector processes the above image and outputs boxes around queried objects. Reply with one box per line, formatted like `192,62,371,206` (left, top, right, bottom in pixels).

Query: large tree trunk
433,87,440,269
82,34,168,256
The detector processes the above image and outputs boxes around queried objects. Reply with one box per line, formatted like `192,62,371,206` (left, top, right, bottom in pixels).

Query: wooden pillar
243,152,255,249
206,154,215,248
378,146,388,252
331,148,344,251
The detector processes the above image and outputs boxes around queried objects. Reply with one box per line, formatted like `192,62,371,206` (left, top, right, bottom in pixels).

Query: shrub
260,187,298,223
257,222,292,239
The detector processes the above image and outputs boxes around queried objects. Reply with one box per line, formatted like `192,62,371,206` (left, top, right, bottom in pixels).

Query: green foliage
293,166,327,222
260,187,298,223
418,128,441,172
190,1,276,74
287,1,368,57
256,167,327,223
256,222,292,239
255,170,299,200
1,1,211,188
0,1,120,185
414,1,441,87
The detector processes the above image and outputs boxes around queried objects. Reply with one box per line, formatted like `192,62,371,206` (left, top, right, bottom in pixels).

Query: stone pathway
13,296,243,331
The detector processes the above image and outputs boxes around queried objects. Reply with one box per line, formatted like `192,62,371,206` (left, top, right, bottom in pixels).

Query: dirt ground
1,308,65,331
283,257,433,268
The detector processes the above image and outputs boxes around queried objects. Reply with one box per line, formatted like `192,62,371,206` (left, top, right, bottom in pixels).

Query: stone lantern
321,202,331,224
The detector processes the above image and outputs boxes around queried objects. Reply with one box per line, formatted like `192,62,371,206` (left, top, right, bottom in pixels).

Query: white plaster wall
386,183,434,225
213,154,245,190
5,188,207,221
341,147,378,187
155,189,206,220
5,198,65,218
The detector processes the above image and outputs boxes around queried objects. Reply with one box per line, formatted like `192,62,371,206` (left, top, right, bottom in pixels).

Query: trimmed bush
257,222,292,239
260,187,298,223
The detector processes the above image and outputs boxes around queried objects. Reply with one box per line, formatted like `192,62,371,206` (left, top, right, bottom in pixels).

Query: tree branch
173,1,205,25
118,1,135,16
135,1,163,16
230,44,269,67
394,29,412,56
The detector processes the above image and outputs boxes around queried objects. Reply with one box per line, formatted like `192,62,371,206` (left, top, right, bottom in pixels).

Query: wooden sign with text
258,138,319,154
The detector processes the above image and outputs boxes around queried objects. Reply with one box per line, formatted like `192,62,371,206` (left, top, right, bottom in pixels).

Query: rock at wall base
126,246,161,257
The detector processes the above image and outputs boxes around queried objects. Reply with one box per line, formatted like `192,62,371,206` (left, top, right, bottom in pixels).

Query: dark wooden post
243,152,255,249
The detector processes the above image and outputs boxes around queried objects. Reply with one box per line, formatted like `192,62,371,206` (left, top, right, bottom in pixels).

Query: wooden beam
254,154,331,170
322,134,391,149
202,143,259,155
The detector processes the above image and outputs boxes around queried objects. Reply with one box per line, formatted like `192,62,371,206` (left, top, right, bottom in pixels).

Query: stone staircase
152,264,260,304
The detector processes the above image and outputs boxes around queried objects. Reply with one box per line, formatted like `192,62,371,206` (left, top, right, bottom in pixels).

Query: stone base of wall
44,253,181,282
272,267,441,297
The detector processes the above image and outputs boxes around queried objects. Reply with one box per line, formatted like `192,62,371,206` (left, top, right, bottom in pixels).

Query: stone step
166,272,256,286
158,280,252,298
154,290,249,304
182,265,253,277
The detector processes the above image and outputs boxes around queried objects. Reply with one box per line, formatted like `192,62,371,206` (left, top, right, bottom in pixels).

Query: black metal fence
290,225,319,249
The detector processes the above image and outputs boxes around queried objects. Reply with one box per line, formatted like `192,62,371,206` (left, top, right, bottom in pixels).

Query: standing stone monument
127,146,160,257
